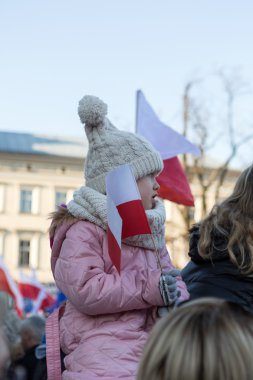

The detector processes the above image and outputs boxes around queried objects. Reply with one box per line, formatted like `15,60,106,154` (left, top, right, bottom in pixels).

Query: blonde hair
137,298,253,380
196,164,253,274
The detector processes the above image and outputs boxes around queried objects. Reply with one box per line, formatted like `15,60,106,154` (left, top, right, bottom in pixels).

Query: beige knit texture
78,95,163,194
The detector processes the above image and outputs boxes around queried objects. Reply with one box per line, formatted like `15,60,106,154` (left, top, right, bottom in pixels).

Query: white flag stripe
136,90,200,159
0,257,24,311
107,196,122,247
31,289,46,314
106,164,141,206
19,271,39,286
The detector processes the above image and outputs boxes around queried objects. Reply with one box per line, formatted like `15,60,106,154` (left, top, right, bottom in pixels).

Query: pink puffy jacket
49,220,189,380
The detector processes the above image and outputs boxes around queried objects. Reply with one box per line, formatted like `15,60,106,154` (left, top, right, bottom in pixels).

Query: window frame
19,188,33,214
18,239,31,267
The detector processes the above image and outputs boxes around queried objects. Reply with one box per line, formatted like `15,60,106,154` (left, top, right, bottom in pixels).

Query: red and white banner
106,196,122,273
0,257,23,316
18,271,55,313
106,164,151,272
136,90,199,206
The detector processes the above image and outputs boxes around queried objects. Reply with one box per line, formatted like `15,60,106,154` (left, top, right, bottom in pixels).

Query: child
182,164,253,310
48,95,189,380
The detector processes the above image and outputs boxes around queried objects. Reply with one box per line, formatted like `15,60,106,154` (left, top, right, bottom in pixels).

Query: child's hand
159,269,181,306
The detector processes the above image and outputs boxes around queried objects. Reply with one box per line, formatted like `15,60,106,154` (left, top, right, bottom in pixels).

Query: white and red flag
136,90,200,206
106,164,151,272
0,257,24,316
18,271,55,314
106,196,122,273
106,164,151,239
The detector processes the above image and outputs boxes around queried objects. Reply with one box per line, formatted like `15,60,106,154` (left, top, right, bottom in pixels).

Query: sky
1,0,253,168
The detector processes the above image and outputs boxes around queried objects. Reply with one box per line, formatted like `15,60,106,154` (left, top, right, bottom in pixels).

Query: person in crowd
182,164,253,310
0,292,23,362
0,327,10,379
13,315,45,380
137,297,253,380
47,95,189,380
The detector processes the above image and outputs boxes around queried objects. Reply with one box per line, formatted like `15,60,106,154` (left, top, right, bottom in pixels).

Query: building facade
0,131,86,283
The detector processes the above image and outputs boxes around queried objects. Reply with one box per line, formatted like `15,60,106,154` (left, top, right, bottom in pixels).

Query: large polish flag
18,271,55,313
106,164,151,241
106,196,122,273
0,257,24,316
136,90,200,206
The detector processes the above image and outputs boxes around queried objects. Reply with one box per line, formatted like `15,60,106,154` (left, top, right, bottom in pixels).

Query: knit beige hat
78,95,163,194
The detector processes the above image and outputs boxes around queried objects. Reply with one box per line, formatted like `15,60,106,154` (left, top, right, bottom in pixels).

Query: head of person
137,298,253,380
0,292,15,323
228,163,253,217
19,315,45,351
78,95,163,210
0,292,24,361
197,164,253,273
0,327,10,379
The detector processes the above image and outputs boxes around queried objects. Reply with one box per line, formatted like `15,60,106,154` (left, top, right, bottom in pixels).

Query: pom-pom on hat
78,95,163,194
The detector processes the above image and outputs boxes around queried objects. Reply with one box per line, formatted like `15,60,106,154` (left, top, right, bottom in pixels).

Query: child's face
137,173,160,210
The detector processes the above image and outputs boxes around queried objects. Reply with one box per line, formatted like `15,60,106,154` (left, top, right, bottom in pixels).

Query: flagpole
150,234,163,271
150,233,173,305
135,90,140,134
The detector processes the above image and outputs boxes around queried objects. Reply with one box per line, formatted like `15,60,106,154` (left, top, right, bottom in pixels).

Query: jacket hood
49,207,79,275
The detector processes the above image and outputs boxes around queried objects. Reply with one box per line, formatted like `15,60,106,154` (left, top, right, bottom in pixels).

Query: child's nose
154,179,160,190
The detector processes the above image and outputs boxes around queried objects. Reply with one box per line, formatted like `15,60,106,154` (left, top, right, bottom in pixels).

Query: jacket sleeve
54,221,165,316
159,245,189,302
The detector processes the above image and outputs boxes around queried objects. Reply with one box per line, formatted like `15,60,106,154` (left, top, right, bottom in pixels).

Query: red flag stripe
157,157,194,206
117,200,151,239
107,226,121,273
18,283,41,299
18,272,56,312
0,261,24,316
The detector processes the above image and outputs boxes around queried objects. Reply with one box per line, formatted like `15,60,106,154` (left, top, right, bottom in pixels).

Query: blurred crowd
0,291,46,380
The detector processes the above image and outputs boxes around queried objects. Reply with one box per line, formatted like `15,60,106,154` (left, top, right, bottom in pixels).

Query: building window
20,189,32,213
55,191,67,208
18,239,30,267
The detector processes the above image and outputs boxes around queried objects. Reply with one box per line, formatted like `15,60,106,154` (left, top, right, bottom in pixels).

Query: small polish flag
0,257,24,316
106,164,151,240
106,196,122,273
106,164,151,272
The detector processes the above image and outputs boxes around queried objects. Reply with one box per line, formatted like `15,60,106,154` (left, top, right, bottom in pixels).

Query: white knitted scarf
67,186,166,250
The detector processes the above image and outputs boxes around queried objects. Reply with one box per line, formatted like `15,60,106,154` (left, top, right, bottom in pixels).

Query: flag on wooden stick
106,164,151,239
106,164,151,272
136,90,200,206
